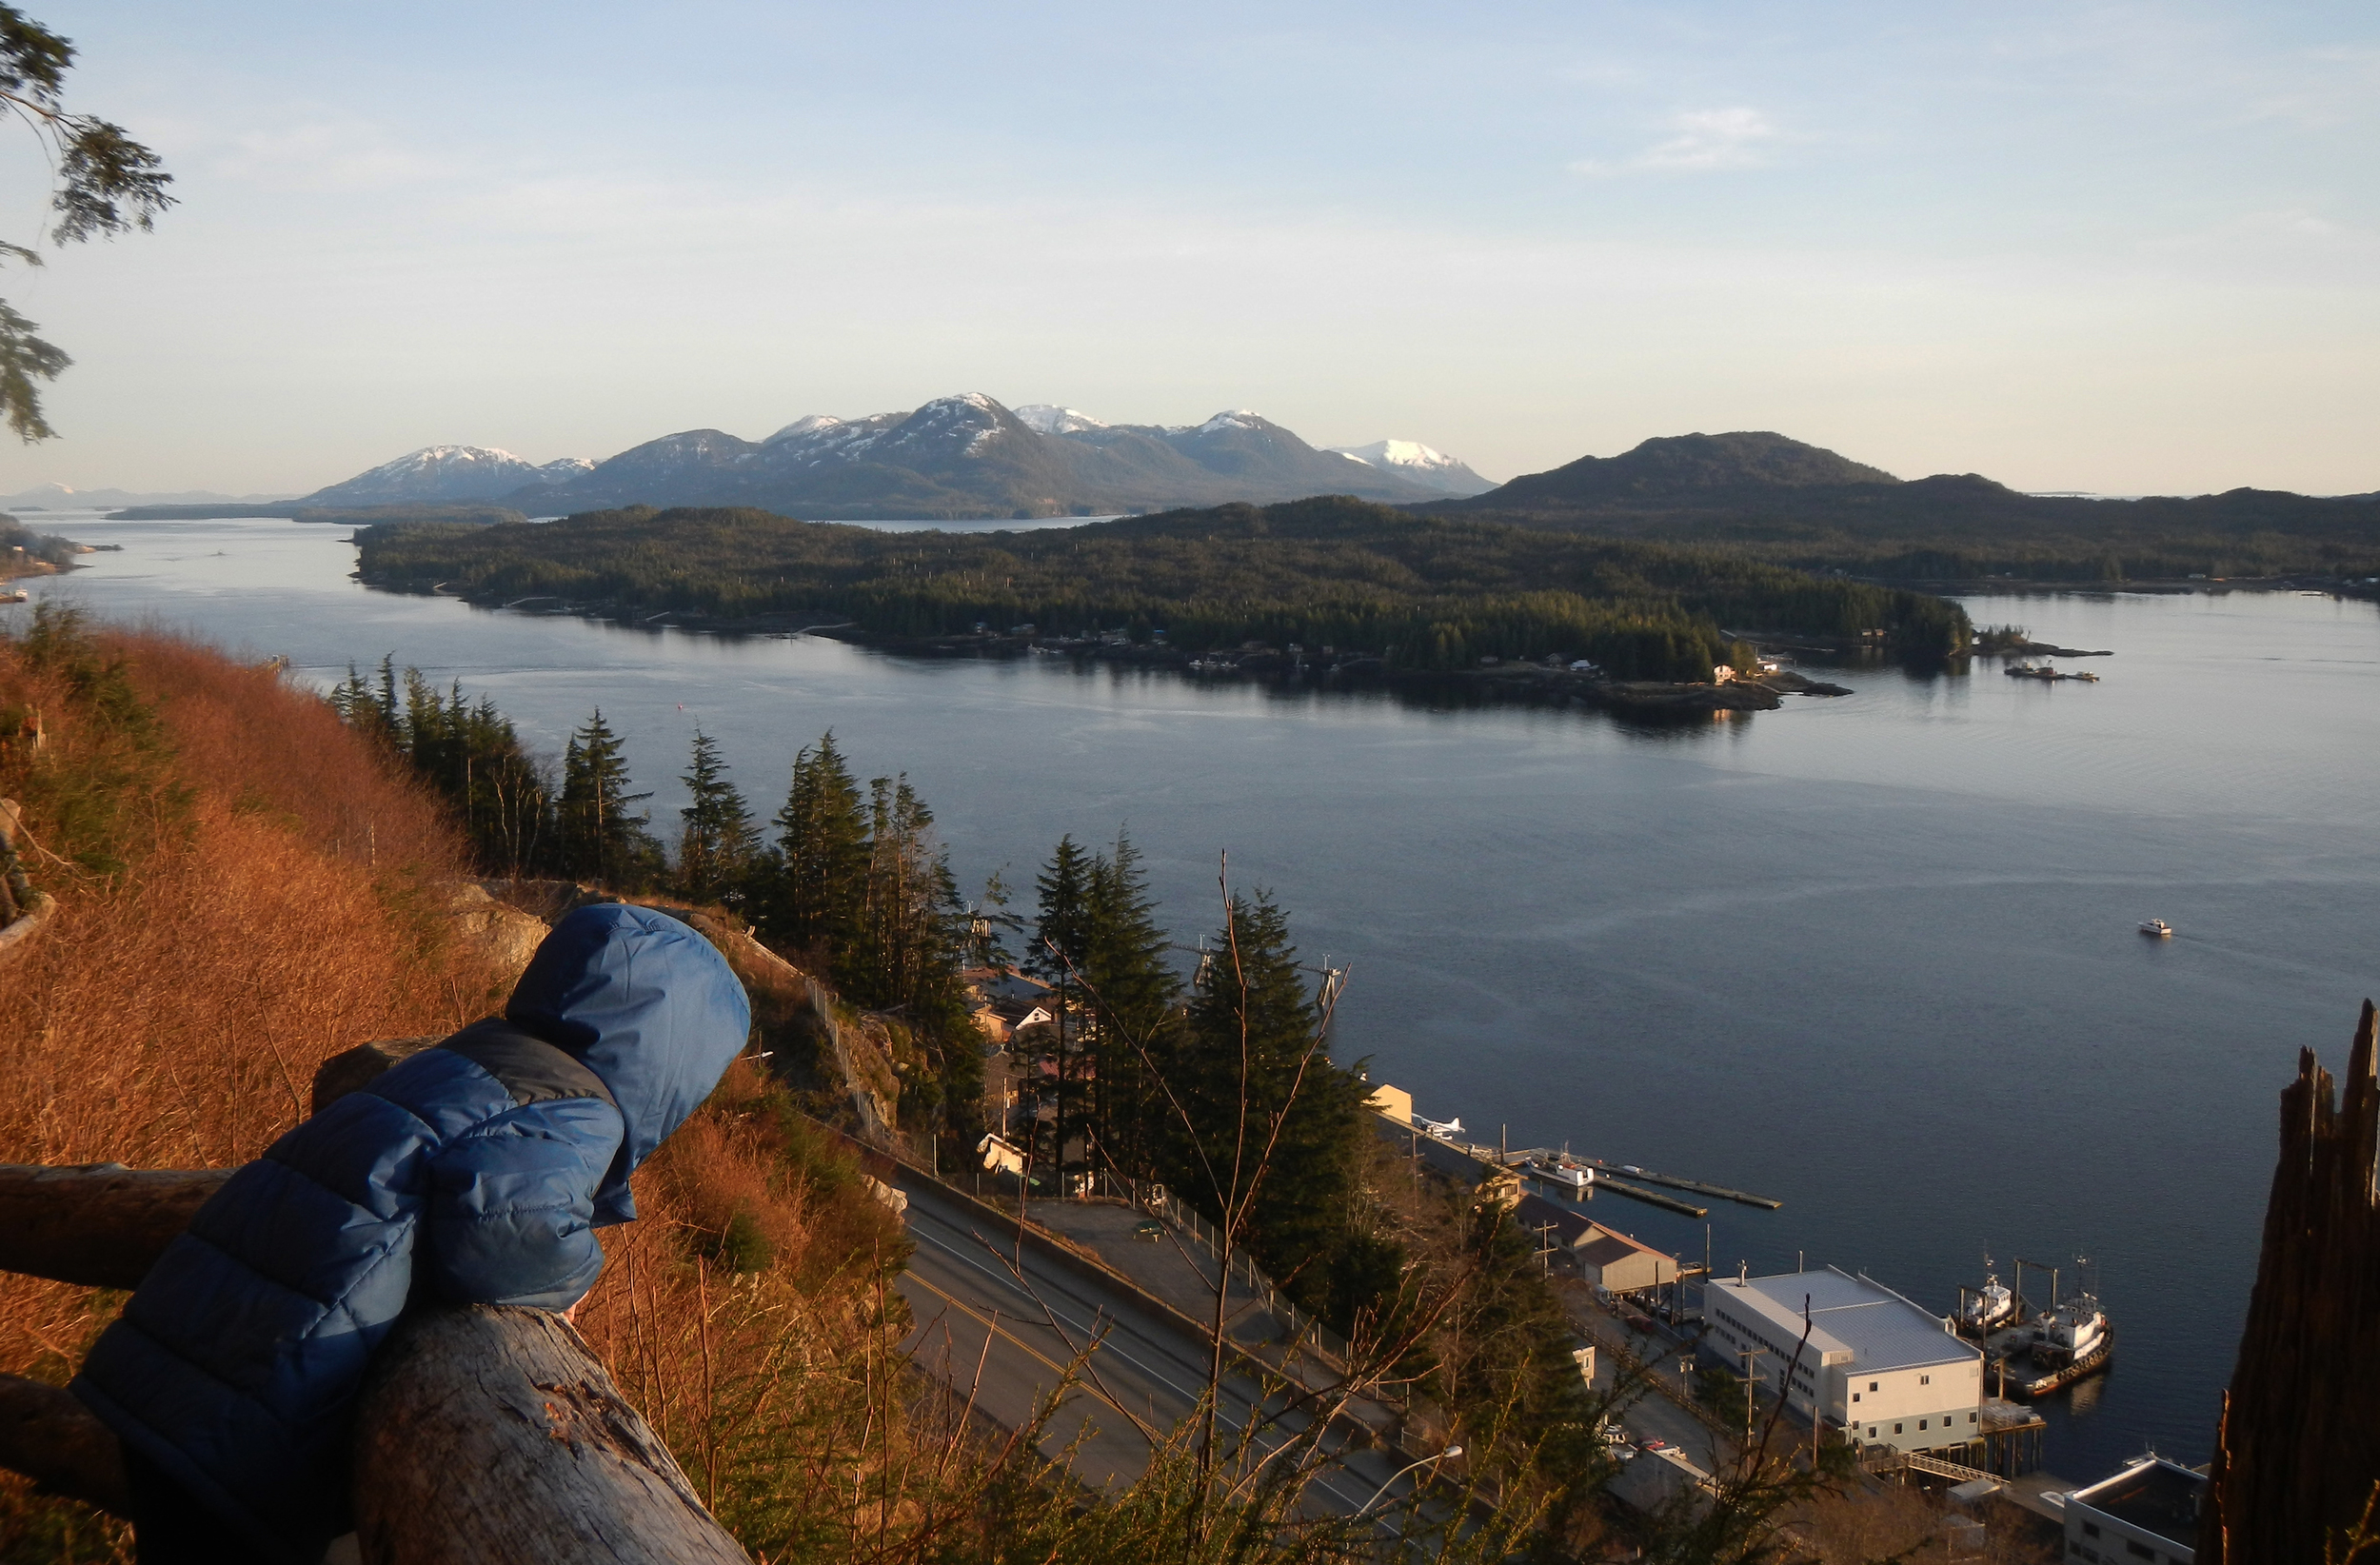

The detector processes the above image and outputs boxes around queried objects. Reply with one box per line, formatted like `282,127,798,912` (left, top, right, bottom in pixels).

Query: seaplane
1415,1114,1464,1141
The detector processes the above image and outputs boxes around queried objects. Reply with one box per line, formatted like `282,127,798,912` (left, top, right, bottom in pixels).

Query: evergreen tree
765,731,870,959
676,729,757,904
853,774,977,1139
1159,892,1370,1313
1080,832,1179,1176
556,708,657,886
324,662,551,876
1027,836,1093,1171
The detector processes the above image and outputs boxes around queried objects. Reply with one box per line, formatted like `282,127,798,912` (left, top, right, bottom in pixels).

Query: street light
1351,1446,1463,1518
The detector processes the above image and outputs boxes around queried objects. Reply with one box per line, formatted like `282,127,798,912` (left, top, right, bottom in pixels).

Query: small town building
1363,1081,1413,1125
2062,1456,2203,1565
1704,1266,1983,1455
1514,1194,1680,1293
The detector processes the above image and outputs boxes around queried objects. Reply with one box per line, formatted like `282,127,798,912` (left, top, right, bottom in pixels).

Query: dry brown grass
0,618,959,1565
0,621,499,1560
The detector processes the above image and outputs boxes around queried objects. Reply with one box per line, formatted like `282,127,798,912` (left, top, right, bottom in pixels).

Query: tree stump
2203,1000,2380,1561
352,1305,747,1565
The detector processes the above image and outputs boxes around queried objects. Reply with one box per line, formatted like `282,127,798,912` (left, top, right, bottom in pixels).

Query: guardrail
1062,1169,1357,1369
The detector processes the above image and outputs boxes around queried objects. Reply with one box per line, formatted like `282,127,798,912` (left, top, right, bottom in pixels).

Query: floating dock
1566,1156,1782,1212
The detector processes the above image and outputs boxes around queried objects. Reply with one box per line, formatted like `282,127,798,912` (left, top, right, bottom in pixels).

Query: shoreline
358,580,1858,720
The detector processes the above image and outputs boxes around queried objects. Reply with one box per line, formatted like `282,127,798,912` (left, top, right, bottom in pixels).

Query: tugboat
1957,1258,2018,1336
2139,919,2172,938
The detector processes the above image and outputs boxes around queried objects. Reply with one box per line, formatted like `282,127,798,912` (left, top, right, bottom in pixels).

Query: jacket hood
506,902,751,1222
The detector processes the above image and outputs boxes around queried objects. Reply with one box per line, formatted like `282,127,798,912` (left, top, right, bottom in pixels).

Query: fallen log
0,1163,233,1290
352,1305,748,1565
310,1036,442,1115
0,1373,129,1515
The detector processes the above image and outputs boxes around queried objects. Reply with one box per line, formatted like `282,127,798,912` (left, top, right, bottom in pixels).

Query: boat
2139,919,2172,938
1527,1157,1595,1193
2030,1289,2110,1368
0,586,29,604
1956,1259,2018,1335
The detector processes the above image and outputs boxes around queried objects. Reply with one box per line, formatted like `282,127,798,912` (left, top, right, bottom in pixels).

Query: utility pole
1739,1346,1770,1445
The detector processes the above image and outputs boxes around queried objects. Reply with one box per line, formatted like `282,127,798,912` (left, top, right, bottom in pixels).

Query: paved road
889,1169,1438,1524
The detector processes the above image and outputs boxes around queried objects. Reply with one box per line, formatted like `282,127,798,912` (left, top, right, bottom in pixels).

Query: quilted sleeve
418,1098,625,1311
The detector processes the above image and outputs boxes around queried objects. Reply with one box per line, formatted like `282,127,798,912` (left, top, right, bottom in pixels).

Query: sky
0,1,2373,497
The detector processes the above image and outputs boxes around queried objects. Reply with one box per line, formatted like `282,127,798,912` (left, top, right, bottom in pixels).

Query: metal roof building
1705,1267,1984,1455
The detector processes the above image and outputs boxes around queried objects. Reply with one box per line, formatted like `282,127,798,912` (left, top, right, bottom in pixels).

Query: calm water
14,512,2380,1480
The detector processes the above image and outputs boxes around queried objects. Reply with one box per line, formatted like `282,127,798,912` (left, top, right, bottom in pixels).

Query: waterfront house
1704,1266,1984,1456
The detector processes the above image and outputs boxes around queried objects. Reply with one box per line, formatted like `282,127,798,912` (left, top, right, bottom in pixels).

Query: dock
1552,1170,1709,1219
1563,1156,1782,1211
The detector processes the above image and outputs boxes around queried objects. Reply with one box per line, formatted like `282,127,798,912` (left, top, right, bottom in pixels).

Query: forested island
353,494,1973,683
1425,431,2380,584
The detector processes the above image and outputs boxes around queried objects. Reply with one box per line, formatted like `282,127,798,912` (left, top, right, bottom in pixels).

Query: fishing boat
2030,1290,2110,1368
2139,919,2172,938
1957,1260,2018,1335
1527,1157,1595,1194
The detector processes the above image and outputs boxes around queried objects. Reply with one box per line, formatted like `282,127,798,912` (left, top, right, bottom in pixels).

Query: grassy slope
0,617,910,1562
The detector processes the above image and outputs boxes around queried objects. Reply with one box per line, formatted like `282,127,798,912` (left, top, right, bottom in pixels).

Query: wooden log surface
352,1305,749,1565
0,1373,129,1515
0,1163,232,1290
311,1036,443,1116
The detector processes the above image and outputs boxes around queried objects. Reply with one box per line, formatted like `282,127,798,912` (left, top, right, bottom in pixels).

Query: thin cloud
1573,107,1781,176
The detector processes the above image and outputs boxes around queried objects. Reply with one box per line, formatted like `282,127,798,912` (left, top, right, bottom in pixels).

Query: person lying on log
68,902,753,1565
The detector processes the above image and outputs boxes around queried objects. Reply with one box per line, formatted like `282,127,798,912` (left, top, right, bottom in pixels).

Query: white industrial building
1704,1267,1984,1455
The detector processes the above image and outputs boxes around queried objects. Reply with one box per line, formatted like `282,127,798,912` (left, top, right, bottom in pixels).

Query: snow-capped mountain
1013,405,1109,436
305,446,593,506
314,398,1485,521
1325,439,1494,497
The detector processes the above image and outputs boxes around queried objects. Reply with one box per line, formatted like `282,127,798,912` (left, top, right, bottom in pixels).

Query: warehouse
1704,1267,1983,1455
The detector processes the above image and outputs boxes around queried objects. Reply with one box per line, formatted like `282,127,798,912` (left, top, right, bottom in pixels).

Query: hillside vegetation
354,494,1973,676
0,612,912,1562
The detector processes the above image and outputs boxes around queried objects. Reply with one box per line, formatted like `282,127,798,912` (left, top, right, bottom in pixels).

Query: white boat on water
1958,1261,2017,1334
2139,919,2172,938
2030,1291,2110,1366
1528,1158,1595,1193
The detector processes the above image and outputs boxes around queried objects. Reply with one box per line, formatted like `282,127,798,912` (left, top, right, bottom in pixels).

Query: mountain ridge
295,396,1491,519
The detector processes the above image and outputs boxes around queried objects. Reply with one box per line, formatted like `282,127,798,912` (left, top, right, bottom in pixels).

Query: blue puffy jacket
71,903,752,1564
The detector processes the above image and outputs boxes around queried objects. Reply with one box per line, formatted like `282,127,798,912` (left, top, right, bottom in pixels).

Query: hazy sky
0,1,2372,496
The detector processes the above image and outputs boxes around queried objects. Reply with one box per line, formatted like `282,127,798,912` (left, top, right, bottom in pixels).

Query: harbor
1375,1084,2115,1485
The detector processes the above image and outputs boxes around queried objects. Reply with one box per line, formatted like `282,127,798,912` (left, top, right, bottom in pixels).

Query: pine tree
852,774,976,1139
324,663,552,876
1160,891,1369,1311
765,731,870,959
557,708,656,886
1027,836,1093,1172
1080,832,1179,1176
676,729,757,904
